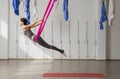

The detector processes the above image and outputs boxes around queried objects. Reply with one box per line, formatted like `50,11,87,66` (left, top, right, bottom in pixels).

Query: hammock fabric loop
34,0,57,42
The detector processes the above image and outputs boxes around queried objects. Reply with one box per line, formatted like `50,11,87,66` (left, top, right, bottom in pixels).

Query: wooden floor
0,60,120,79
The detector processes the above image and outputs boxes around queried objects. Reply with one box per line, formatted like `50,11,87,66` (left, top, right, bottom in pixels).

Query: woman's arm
34,19,47,27
34,22,41,27
28,17,45,29
23,20,41,31
27,19,42,28
24,17,45,30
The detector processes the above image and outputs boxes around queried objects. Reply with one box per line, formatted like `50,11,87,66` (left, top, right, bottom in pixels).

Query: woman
19,18,67,57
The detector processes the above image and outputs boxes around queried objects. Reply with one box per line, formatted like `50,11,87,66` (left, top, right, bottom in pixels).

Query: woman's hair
20,18,27,25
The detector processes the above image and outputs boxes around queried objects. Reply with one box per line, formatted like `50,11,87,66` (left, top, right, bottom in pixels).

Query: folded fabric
108,0,115,26
12,0,20,15
63,0,69,21
24,0,30,24
99,1,107,30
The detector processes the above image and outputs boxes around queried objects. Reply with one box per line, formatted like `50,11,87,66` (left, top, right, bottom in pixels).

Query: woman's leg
36,36,64,54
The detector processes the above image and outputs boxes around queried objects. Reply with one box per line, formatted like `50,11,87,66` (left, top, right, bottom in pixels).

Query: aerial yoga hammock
34,0,57,42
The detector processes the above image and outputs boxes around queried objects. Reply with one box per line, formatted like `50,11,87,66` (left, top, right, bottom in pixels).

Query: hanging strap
37,0,57,36
34,0,52,42
34,0,57,42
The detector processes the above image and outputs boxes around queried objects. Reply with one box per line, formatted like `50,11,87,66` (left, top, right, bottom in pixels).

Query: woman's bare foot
62,52,67,58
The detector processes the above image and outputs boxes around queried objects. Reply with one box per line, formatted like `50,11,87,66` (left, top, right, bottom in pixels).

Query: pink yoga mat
43,73,105,78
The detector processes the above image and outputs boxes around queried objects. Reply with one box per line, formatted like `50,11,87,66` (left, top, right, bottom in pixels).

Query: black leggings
35,36,64,54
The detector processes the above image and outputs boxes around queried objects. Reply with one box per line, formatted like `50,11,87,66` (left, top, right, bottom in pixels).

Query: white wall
0,0,9,59
106,0,120,59
0,0,106,60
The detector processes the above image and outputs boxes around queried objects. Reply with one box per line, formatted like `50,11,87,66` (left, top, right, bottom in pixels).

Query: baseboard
1,58,99,61
107,59,120,61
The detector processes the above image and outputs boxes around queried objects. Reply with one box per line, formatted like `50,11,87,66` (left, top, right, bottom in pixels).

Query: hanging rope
33,0,39,20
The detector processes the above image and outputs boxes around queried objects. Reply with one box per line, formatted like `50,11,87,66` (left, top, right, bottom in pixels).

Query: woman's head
20,18,27,26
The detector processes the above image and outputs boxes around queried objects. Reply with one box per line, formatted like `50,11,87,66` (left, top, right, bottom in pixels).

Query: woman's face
19,21,24,26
